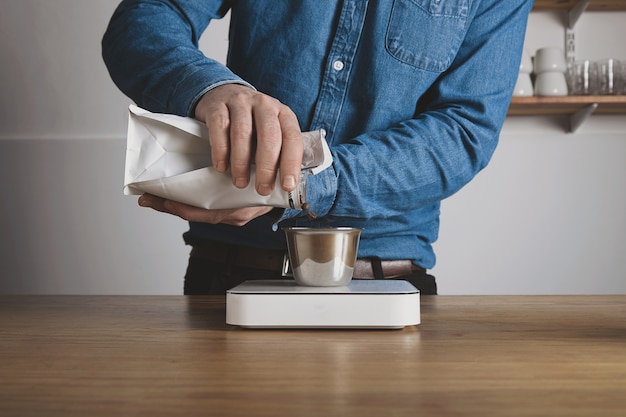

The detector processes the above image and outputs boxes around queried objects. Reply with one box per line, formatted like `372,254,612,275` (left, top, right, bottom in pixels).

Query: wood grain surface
1,295,624,416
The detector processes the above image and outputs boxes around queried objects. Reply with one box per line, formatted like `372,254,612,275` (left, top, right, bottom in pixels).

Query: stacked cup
566,58,624,95
534,47,568,96
567,59,599,95
597,58,623,95
513,49,534,96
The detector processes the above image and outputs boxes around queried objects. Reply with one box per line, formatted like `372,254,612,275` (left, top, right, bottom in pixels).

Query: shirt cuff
186,79,257,117
272,165,338,230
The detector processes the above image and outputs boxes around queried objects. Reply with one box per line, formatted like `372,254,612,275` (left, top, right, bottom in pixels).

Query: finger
228,101,254,189
220,206,274,226
141,195,223,223
205,103,231,173
139,193,273,225
162,201,224,223
138,193,169,213
277,108,303,191
253,101,284,195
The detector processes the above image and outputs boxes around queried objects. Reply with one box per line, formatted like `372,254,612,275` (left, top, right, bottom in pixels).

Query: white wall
433,11,626,294
1,1,624,294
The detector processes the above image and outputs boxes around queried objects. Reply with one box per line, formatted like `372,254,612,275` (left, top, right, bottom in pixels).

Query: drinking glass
567,60,598,95
597,58,622,95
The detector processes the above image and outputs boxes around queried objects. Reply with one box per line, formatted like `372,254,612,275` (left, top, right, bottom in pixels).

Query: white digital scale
226,279,420,329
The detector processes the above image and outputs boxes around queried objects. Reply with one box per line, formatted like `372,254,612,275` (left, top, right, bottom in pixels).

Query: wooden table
1,295,624,416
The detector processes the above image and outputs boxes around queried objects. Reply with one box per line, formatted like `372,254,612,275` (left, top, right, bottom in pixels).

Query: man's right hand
194,84,304,197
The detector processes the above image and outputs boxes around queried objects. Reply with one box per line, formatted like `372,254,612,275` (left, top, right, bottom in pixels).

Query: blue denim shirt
103,0,533,268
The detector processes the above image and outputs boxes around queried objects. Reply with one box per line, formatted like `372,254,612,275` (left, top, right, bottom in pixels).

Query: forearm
101,0,245,116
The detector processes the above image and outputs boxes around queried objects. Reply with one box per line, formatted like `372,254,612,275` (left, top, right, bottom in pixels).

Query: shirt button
333,60,345,71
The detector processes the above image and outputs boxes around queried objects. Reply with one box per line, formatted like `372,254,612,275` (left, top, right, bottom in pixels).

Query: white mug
535,72,568,96
519,49,533,74
534,47,567,74
513,72,533,96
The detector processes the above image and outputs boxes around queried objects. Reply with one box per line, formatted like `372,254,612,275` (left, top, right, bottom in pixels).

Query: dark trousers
183,254,438,295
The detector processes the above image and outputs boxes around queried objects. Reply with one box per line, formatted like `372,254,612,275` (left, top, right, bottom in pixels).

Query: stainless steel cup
283,227,363,287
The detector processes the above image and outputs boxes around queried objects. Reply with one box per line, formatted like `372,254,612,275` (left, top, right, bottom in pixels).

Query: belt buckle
281,253,293,277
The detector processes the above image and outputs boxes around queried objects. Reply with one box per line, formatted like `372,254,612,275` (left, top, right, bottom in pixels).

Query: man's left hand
138,193,273,226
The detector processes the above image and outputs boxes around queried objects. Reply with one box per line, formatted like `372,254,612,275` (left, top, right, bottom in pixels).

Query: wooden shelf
508,95,626,116
507,95,626,132
507,1,626,131
532,0,626,11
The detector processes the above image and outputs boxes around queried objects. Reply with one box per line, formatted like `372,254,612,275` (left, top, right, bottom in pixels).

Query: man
102,0,533,295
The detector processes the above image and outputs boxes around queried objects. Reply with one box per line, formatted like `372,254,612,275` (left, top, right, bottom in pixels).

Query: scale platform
226,279,420,329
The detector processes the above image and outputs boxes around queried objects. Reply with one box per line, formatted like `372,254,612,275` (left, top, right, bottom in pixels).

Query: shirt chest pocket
386,0,470,72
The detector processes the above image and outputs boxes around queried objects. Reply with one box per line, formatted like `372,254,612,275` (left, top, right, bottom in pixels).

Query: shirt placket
309,0,369,145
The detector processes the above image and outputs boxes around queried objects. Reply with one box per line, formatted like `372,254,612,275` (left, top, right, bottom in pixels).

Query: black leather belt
189,240,422,279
